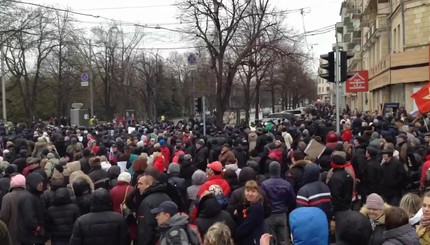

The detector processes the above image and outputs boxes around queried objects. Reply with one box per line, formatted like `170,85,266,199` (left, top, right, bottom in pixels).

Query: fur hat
89,157,101,167
63,161,81,177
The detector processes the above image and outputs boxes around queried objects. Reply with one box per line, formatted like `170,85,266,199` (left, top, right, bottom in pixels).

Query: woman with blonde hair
233,180,265,245
399,192,422,226
204,222,234,245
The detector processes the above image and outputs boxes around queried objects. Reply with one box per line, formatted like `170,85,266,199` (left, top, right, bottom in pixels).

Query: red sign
346,70,369,93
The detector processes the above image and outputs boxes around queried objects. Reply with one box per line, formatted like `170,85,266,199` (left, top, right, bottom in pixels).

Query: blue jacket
289,207,328,245
261,176,295,214
296,163,332,219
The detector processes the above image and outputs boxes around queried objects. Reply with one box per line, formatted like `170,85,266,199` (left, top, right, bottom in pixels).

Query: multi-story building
316,76,332,103
340,0,430,114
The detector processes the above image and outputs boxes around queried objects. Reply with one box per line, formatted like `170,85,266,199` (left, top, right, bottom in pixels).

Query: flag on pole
411,83,430,114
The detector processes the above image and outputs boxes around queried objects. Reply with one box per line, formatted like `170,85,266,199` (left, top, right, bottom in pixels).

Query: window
397,24,401,51
326,87,330,92
393,28,397,53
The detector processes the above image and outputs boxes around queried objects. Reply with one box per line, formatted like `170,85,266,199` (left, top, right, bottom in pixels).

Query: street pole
335,34,340,135
0,35,6,122
89,39,94,118
202,96,206,136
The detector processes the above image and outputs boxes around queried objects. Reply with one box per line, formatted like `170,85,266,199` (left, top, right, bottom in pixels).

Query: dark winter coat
72,174,94,215
380,157,407,197
193,146,208,171
88,166,109,188
328,167,354,212
382,224,419,245
261,175,296,214
70,188,128,245
296,163,332,219
47,188,80,243
233,202,265,245
0,177,10,210
195,194,236,237
17,173,48,244
180,159,197,187
136,181,171,245
233,146,248,169
362,156,383,195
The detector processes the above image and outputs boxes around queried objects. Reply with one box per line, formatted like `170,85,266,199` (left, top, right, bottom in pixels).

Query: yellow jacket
417,225,430,245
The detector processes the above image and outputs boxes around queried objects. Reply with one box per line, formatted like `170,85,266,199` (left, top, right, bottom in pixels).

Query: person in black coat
195,193,236,238
126,174,171,245
71,174,94,215
193,139,209,171
47,187,80,245
70,188,127,245
379,148,407,206
17,172,48,245
179,154,197,187
362,146,383,196
88,157,109,187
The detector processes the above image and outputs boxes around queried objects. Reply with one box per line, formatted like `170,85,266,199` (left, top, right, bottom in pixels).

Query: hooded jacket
296,163,332,219
17,173,48,244
195,194,236,237
383,224,419,245
360,203,391,245
71,173,94,215
47,187,80,242
261,171,295,214
289,207,328,245
70,188,127,245
158,214,190,245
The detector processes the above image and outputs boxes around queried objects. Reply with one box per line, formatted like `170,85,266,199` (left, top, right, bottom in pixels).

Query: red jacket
153,156,165,173
420,155,430,187
197,175,231,199
160,146,171,169
172,150,185,164
342,129,353,143
110,182,132,213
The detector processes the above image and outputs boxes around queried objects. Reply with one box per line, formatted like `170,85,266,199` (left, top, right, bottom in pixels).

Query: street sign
81,71,89,87
81,72,89,81
346,70,368,93
187,53,197,70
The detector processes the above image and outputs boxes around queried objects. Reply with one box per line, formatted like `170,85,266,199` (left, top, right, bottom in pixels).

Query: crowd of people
0,108,430,244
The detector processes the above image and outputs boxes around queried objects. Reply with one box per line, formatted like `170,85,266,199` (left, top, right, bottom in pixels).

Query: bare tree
178,0,287,127
3,6,58,124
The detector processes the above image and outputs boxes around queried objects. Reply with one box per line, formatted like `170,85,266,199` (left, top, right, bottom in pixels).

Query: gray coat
158,214,189,245
382,224,419,245
0,188,26,245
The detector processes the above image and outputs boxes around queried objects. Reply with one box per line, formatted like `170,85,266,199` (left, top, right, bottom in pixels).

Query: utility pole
202,96,206,136
1,35,6,122
335,34,340,135
89,39,94,118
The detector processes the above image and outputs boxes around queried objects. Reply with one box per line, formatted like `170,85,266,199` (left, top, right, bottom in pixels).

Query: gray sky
24,0,344,71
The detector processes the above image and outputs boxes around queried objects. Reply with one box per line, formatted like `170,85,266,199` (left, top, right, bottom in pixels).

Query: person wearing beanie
0,174,26,245
17,172,48,244
261,161,296,245
360,193,389,245
70,188,127,244
110,172,133,214
167,163,187,210
327,150,355,242
187,170,207,213
179,154,197,187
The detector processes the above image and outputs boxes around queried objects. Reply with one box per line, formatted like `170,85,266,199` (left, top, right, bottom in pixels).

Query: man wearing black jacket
379,148,407,206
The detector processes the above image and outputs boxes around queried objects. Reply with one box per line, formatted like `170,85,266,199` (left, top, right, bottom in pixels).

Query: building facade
339,0,430,114
316,76,332,103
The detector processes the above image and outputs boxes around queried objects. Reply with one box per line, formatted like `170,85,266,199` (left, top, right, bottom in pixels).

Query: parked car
281,110,302,119
261,112,294,125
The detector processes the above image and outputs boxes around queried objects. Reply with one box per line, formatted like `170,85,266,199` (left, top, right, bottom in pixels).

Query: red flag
411,83,430,114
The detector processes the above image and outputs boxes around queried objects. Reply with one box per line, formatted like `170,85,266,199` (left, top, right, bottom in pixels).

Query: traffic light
340,51,355,82
319,51,335,83
194,97,202,113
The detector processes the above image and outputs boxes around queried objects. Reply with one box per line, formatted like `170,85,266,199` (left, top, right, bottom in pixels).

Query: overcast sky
23,0,344,72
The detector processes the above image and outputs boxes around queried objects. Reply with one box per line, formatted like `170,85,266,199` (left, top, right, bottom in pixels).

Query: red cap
207,161,223,172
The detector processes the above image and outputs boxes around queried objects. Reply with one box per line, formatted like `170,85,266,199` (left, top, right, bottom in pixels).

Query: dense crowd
0,108,430,245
